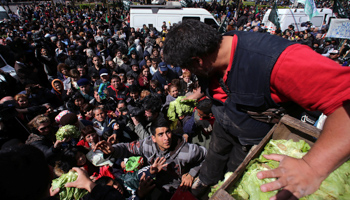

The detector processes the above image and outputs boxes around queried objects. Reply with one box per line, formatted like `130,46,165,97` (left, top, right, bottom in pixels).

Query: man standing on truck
163,20,350,199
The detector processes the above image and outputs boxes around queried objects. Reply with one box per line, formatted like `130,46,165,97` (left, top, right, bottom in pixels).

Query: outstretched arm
258,103,350,199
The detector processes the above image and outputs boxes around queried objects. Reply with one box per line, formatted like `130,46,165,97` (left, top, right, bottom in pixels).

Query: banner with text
326,19,350,39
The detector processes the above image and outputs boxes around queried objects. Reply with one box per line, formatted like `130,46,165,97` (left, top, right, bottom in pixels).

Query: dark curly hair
142,94,162,114
163,20,222,69
197,99,213,115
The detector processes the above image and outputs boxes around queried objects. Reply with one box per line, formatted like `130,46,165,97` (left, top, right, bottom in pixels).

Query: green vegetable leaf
210,139,350,200
51,170,88,200
56,125,81,141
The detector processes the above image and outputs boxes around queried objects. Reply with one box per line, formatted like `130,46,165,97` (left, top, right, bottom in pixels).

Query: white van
0,54,18,83
130,1,219,31
0,6,9,22
262,8,335,32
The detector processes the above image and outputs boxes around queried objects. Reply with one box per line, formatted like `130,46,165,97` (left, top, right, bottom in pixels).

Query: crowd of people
0,1,349,200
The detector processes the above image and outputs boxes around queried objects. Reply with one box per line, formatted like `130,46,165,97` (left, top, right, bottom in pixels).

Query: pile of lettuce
167,96,197,121
51,170,88,200
208,172,234,197
56,125,81,141
209,139,350,200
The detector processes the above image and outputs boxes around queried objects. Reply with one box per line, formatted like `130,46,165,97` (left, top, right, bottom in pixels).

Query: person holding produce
58,146,99,177
25,114,62,165
64,157,168,200
94,118,207,199
163,20,350,199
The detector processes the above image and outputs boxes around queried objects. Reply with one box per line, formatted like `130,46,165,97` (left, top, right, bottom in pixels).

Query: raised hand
65,167,96,193
94,140,114,155
137,173,155,199
150,157,168,174
107,134,118,145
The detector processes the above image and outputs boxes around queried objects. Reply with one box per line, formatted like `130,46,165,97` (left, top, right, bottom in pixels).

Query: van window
204,18,218,28
183,17,200,21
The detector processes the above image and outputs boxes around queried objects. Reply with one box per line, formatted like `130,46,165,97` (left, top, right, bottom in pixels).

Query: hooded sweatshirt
134,39,144,61
139,50,150,69
51,79,64,107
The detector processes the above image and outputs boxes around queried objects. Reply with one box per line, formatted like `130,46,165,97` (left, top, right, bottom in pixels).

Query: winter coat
110,135,207,193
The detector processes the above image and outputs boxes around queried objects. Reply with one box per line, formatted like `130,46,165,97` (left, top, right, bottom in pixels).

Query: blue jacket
152,69,179,88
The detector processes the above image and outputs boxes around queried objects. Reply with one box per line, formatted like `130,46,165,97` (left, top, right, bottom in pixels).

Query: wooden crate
210,115,321,200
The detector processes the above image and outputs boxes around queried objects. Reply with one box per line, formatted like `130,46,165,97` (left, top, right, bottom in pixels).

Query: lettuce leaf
208,172,234,198
213,139,350,200
56,125,81,141
51,170,88,200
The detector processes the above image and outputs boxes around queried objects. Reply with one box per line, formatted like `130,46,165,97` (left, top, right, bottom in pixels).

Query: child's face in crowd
17,97,28,108
183,76,191,83
85,132,97,143
170,86,179,98
94,109,106,122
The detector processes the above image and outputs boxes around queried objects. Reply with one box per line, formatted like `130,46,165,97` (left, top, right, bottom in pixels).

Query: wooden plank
210,189,235,200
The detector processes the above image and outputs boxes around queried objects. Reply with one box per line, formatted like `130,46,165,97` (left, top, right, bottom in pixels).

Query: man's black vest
209,31,295,145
